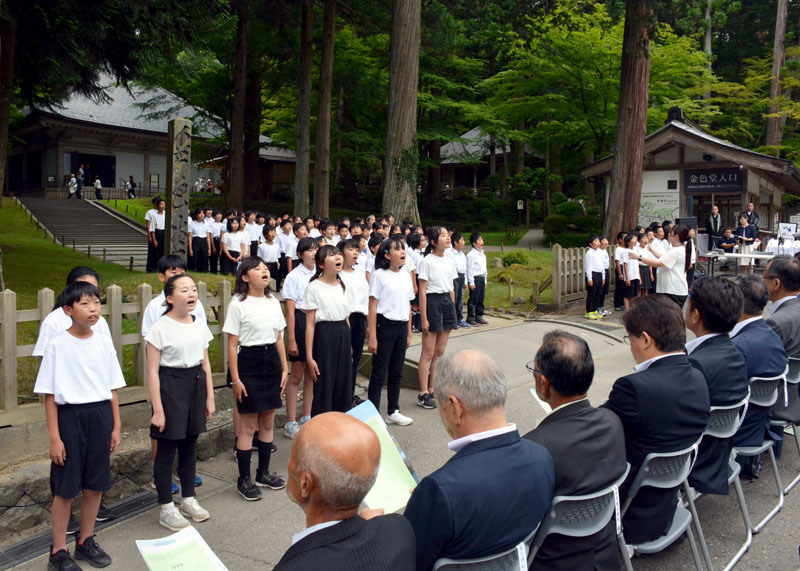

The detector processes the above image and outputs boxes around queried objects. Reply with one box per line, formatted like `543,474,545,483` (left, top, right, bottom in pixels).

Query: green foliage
548,232,592,248
543,214,569,236
501,250,534,267
574,215,601,232
550,192,568,205
553,201,582,219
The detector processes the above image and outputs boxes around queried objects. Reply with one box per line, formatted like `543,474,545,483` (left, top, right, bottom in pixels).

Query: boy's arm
202,350,215,421
110,389,121,454
45,394,66,465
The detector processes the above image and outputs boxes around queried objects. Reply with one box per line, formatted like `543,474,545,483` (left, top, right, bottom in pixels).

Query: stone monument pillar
165,118,192,258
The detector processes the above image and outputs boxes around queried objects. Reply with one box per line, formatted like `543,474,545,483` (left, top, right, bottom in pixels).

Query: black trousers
453,273,466,322
613,268,625,308
209,237,221,274
368,316,408,415
276,254,288,291
664,293,687,308
154,435,198,504
467,275,485,320
349,312,366,392
585,271,604,312
191,237,209,272
599,268,609,308
311,321,353,416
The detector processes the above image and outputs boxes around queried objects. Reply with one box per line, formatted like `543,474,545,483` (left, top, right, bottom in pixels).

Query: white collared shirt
546,397,588,417
685,332,722,355
769,295,796,316
447,423,517,452
730,316,762,338
292,520,342,545
633,352,683,372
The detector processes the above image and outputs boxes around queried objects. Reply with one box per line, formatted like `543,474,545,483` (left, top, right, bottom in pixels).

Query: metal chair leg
618,533,634,571
784,425,800,495
723,475,753,570
685,526,704,571
753,446,784,533
683,482,713,571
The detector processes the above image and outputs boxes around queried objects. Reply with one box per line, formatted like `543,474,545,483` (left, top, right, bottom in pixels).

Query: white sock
160,502,175,511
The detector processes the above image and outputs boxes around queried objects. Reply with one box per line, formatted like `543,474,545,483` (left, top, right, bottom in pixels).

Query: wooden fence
0,281,233,426
551,244,619,309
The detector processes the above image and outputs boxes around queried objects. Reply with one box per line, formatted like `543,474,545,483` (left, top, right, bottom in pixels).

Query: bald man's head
288,413,381,510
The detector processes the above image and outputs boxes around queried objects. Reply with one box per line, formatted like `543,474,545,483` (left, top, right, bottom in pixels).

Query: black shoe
352,395,365,406
65,515,80,536
48,548,80,571
417,393,436,409
476,318,488,325
255,470,286,490
74,536,112,568
237,476,262,501
95,504,115,522
270,442,277,453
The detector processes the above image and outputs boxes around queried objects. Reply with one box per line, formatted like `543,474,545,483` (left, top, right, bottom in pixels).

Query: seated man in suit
602,295,710,545
524,330,627,570
685,277,749,494
731,275,788,478
764,255,800,359
275,412,415,570
404,349,554,571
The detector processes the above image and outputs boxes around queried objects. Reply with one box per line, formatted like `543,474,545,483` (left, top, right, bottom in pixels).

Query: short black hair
60,281,101,308
734,275,770,316
262,225,277,237
689,277,742,333
374,238,406,271
66,266,100,286
535,330,594,397
451,232,463,244
293,222,307,235
338,223,349,232
766,255,800,292
296,236,319,258
280,218,293,228
319,221,333,232
368,234,383,249
339,238,361,251
157,255,187,275
469,232,482,246
621,295,686,352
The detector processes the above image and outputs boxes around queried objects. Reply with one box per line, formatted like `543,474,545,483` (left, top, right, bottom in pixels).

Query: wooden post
0,290,18,410
72,238,76,251
87,245,91,259
197,281,209,320
129,257,134,272
103,248,107,263
507,278,514,301
60,235,65,246
135,283,152,386
217,280,231,373
106,285,123,367
531,281,541,305
552,244,563,308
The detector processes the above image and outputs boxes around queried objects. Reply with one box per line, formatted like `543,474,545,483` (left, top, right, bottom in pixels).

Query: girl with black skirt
188,209,211,272
220,217,244,275
301,245,352,416
368,237,415,426
280,237,319,438
223,257,288,501
145,274,215,531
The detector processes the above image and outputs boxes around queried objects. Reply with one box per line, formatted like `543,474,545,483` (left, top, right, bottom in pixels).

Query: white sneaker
385,410,413,426
284,421,300,439
159,502,191,531
299,415,311,425
180,496,210,522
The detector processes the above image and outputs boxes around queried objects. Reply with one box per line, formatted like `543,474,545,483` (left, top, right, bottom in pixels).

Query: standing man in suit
404,349,554,571
275,412,415,571
602,295,709,545
706,205,723,248
731,275,788,478
684,277,749,494
764,255,800,358
743,202,759,232
524,330,627,570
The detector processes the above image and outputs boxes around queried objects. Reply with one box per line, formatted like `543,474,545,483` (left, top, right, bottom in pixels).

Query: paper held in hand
136,526,228,571
348,400,420,513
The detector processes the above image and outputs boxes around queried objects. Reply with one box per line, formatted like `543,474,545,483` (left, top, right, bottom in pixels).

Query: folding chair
621,441,704,571
734,369,786,533
771,357,800,494
528,464,633,571
432,527,538,571
689,394,750,571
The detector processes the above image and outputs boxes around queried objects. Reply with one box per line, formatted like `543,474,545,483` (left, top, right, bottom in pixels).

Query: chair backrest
748,366,787,408
788,357,800,385
531,464,630,551
774,360,800,423
621,440,700,517
432,527,538,571
703,393,749,439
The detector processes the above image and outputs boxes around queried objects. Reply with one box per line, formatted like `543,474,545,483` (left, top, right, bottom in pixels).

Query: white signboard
517,200,524,210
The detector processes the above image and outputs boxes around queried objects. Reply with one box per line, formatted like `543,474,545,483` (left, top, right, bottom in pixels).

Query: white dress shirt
730,316,762,338
292,520,343,545
685,332,722,355
633,352,684,372
447,424,517,452
769,295,797,316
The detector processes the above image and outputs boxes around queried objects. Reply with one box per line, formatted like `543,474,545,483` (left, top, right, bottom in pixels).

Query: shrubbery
543,214,568,237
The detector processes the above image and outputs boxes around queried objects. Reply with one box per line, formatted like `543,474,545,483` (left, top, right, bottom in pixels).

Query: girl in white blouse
220,217,245,275
301,245,352,416
145,275,215,530
338,238,370,404
188,209,211,273
222,257,288,501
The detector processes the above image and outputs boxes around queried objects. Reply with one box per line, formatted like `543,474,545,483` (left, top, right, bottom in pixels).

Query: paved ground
11,315,800,570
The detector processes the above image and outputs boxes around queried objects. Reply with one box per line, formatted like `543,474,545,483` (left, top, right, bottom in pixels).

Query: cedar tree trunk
228,0,248,210
293,0,313,216
243,66,262,201
766,0,788,153
312,0,337,218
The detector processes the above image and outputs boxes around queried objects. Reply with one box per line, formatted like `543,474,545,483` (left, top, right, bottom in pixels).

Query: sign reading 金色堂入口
684,168,743,194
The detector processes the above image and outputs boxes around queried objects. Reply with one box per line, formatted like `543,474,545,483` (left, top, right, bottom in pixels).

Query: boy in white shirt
451,232,469,328
465,232,488,325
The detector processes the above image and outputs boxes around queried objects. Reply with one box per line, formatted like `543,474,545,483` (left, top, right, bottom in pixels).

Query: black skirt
311,320,353,416
289,308,308,363
232,344,283,414
151,365,207,440
221,250,239,275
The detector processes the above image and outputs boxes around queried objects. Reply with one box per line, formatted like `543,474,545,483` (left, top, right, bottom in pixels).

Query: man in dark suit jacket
764,256,800,359
404,349,554,571
602,295,710,545
684,277,749,494
705,205,723,248
731,275,788,477
743,202,759,232
275,412,415,571
524,331,627,570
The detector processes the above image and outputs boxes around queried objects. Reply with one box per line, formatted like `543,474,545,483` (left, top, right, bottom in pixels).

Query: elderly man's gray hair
295,444,379,507
434,349,506,413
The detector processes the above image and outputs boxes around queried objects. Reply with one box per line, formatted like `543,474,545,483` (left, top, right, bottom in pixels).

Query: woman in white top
635,232,654,295
301,245,352,416
145,275,215,529
220,217,243,275
416,226,458,409
622,233,640,309
188,209,211,273
244,211,261,256
209,211,225,274
367,237,415,425
338,238,370,404
280,237,319,438
583,236,605,318
222,257,288,501
145,197,166,273
631,224,691,307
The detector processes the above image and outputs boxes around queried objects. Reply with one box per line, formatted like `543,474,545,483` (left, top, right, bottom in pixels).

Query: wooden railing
551,244,619,309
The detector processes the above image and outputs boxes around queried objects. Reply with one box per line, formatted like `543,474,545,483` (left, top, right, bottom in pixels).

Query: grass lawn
480,229,527,246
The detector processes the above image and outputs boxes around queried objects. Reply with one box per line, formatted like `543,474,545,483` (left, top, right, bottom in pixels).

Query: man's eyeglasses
525,361,540,376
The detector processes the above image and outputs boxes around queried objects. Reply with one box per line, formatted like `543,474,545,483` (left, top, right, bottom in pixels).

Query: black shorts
50,401,113,499
425,292,457,332
289,308,308,363
624,279,640,299
234,344,283,414
151,365,207,440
